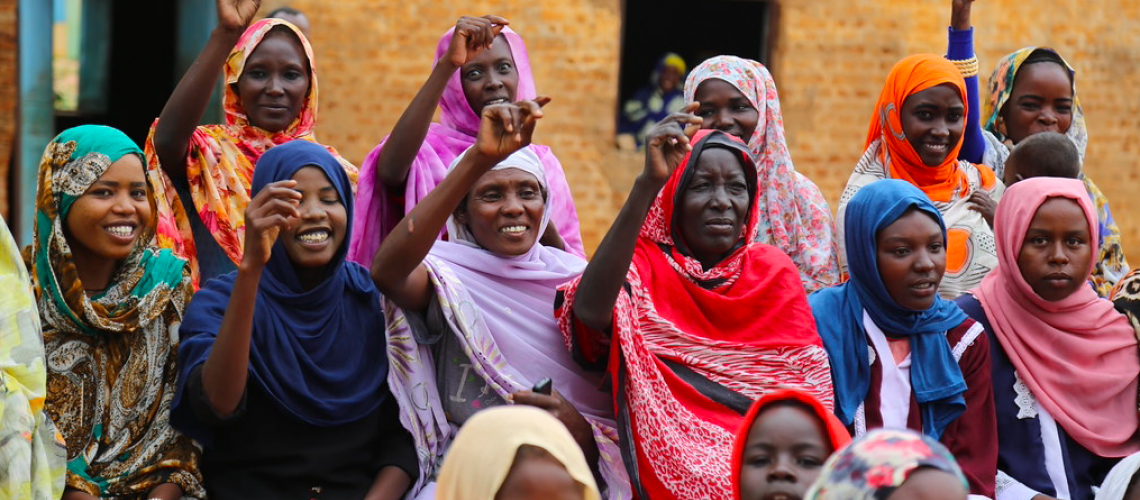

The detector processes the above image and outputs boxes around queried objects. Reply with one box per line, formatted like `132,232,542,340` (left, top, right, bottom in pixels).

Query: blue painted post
17,0,53,246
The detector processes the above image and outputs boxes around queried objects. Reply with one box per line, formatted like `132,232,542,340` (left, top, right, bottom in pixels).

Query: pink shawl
975,177,1139,457
347,26,584,266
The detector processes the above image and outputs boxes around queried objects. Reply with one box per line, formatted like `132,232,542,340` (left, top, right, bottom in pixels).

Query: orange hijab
866,54,975,203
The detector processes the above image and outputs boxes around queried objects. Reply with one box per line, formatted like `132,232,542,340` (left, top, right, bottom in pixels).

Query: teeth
105,225,133,237
485,98,508,106
925,144,947,151
298,230,329,243
499,225,526,234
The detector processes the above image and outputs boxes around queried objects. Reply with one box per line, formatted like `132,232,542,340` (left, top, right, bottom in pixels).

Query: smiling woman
839,54,1002,300
147,0,357,287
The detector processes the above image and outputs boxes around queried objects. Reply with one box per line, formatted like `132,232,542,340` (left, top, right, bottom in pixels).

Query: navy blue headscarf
174,140,388,442
808,179,967,439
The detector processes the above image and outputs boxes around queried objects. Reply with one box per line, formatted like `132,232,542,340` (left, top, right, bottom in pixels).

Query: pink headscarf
348,26,585,266
683,56,839,292
975,177,1139,457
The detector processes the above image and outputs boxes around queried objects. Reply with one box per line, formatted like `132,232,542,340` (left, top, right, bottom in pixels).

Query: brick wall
0,0,15,219
265,0,1140,256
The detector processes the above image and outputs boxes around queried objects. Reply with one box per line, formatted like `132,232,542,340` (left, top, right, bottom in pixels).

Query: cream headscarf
435,406,600,500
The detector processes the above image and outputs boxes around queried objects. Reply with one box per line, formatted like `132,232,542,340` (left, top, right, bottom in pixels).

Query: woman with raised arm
946,0,1127,296
29,125,202,500
173,140,415,500
371,98,629,499
349,15,584,266
148,0,356,285
556,123,833,500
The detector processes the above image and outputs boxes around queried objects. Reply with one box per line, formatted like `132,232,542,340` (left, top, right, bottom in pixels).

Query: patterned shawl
842,54,1003,299
557,130,833,500
145,18,358,286
981,47,1127,297
805,429,968,500
348,25,585,266
684,56,840,292
0,213,65,500
28,125,202,498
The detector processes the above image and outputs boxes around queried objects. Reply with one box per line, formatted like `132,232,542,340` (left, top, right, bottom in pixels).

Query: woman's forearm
373,60,459,188
200,264,262,416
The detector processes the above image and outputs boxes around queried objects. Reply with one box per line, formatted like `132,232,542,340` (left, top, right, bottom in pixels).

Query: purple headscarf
348,26,585,266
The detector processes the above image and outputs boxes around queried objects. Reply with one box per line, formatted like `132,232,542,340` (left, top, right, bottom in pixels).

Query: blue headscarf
174,140,387,442
808,179,967,439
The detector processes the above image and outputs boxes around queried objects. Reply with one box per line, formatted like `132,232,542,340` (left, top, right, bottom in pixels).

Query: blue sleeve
948,27,985,164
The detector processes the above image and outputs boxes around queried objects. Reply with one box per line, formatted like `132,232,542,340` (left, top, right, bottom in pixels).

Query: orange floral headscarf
866,54,975,203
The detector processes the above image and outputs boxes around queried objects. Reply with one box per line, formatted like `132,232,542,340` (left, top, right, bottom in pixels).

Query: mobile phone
532,377,553,395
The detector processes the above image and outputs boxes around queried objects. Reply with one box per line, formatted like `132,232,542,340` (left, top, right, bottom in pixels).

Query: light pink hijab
348,26,584,266
975,177,1139,457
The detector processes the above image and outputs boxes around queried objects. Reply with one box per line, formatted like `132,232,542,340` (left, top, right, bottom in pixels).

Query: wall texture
0,0,15,219
263,0,1140,256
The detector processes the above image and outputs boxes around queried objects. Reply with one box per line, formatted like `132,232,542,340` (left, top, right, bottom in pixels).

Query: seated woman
810,179,997,497
371,99,629,499
733,389,851,500
677,55,839,292
350,15,584,265
558,124,834,500
28,125,202,499
840,53,1002,299
0,212,64,499
956,177,1139,500
617,52,687,149
435,406,601,500
172,141,415,500
148,0,356,285
946,0,1127,296
806,429,970,500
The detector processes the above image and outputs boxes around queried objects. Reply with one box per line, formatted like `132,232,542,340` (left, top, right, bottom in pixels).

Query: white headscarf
1096,452,1140,500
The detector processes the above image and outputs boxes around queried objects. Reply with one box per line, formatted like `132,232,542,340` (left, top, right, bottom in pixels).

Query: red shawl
557,130,834,500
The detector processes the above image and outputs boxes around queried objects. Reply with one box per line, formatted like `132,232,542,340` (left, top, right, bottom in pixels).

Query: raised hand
643,119,698,186
216,0,261,32
951,0,976,31
656,101,704,131
445,15,510,68
242,180,301,267
473,97,550,162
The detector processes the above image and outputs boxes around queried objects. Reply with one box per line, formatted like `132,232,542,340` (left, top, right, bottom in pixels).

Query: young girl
956,177,1139,500
839,54,1002,299
29,125,202,499
350,15,584,265
370,98,629,499
810,179,996,497
733,389,851,500
558,123,833,500
173,140,415,500
679,55,839,292
946,0,1127,296
806,429,970,500
148,0,356,285
435,406,601,500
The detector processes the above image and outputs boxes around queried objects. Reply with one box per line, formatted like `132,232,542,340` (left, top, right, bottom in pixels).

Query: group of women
2,0,1139,499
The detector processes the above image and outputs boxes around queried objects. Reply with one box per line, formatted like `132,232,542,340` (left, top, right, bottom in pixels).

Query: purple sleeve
948,27,986,164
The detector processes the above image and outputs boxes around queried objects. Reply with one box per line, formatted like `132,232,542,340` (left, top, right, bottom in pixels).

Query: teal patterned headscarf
31,124,187,337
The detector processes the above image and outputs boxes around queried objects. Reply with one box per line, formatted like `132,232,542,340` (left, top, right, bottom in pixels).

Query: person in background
149,0,356,286
946,0,1128,297
0,213,65,500
617,53,687,150
435,406,601,500
839,53,1002,299
29,125,203,499
350,15,585,266
266,5,310,38
958,177,1140,500
1000,132,1080,186
805,429,970,500
812,179,997,497
732,389,851,500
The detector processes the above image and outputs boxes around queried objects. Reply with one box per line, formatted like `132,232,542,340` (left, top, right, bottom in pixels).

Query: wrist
237,260,265,276
634,174,667,192
213,24,246,40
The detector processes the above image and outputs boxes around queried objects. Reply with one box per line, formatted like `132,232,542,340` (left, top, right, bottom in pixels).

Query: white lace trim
952,322,985,362
1013,371,1038,420
854,402,868,437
